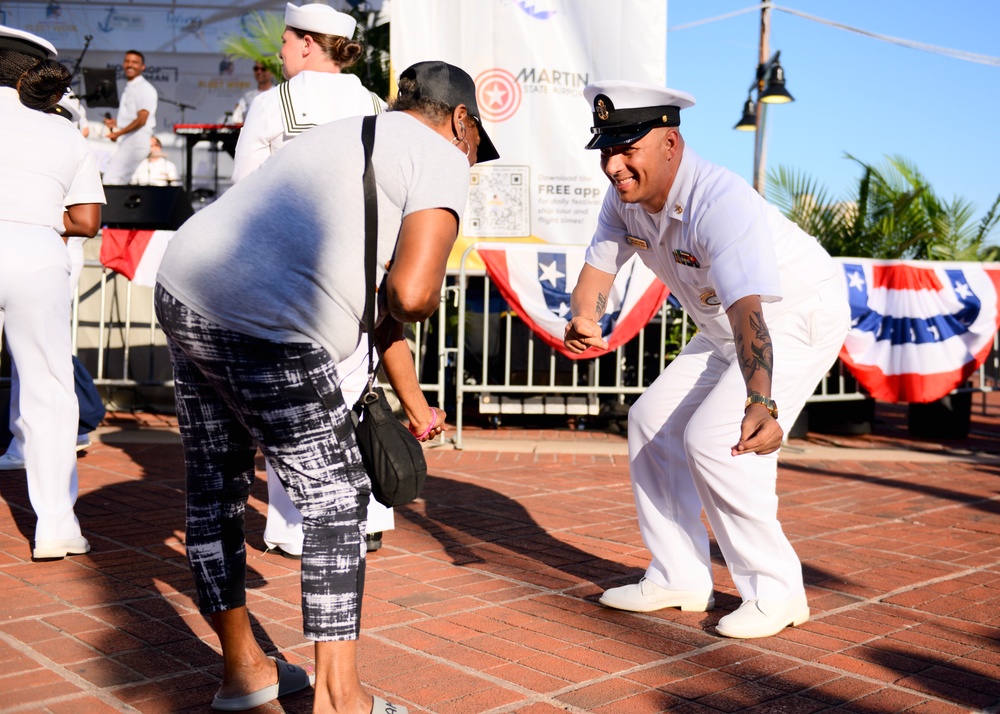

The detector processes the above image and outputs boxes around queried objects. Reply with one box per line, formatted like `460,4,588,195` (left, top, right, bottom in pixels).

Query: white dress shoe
599,578,715,613
715,594,810,638
0,452,26,471
263,541,302,559
76,434,92,452
33,536,91,560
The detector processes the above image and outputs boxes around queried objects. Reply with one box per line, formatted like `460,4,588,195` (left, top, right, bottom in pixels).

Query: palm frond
219,11,284,82
977,193,1000,246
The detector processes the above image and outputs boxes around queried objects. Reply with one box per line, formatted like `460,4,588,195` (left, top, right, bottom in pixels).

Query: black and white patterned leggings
155,285,370,641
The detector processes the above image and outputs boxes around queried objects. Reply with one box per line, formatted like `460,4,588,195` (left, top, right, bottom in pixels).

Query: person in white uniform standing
230,61,274,125
564,81,850,639
2,84,94,472
0,25,106,559
101,49,157,185
232,2,444,560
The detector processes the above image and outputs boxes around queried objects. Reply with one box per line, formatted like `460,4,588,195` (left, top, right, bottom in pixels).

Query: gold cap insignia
596,98,609,121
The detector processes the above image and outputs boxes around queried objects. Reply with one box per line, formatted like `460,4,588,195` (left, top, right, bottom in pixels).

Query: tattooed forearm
736,309,773,384
594,292,607,320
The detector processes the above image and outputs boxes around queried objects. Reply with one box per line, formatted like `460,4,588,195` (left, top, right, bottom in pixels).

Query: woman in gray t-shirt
155,61,497,713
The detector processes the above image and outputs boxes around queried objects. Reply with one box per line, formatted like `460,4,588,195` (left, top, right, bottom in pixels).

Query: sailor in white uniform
102,50,157,185
229,62,274,125
565,81,850,639
231,2,443,558
231,4,383,183
0,25,106,559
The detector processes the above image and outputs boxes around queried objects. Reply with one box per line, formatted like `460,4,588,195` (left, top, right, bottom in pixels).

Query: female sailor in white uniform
231,2,444,558
0,25,106,559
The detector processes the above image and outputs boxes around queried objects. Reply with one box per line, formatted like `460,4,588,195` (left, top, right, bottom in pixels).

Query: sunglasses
253,66,267,72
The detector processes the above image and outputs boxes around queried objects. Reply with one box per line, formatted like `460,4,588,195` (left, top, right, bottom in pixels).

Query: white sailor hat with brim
0,25,58,60
284,3,357,39
583,80,695,150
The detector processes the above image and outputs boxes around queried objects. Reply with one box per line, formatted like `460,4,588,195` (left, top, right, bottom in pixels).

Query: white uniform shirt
0,87,106,236
130,156,179,186
116,74,157,137
230,87,264,125
231,71,384,183
586,147,840,341
56,90,88,132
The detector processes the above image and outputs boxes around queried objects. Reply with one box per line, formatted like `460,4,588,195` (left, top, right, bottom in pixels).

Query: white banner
391,0,666,247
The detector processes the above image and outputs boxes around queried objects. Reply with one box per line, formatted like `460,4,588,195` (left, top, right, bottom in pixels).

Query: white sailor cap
0,24,58,60
583,80,695,150
284,3,357,39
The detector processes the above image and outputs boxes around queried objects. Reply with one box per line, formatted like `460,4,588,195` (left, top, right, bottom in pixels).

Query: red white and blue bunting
837,258,1000,402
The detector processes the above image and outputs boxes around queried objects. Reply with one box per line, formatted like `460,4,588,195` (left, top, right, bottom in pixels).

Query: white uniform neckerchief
278,73,384,137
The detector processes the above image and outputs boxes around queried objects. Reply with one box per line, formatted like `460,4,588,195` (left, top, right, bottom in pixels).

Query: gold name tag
625,235,650,250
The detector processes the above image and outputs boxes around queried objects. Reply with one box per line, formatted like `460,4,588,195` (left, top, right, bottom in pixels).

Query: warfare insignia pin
672,249,700,268
700,290,721,306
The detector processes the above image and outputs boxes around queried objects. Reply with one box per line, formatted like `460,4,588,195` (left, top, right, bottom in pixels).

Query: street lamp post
733,4,794,197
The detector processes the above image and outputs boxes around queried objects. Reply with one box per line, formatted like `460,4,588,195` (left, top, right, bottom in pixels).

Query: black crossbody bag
350,115,427,508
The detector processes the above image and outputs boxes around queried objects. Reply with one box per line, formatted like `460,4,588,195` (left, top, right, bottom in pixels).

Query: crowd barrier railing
4,241,998,447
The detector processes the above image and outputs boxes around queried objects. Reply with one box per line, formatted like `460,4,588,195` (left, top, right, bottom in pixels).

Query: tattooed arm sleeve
727,294,773,402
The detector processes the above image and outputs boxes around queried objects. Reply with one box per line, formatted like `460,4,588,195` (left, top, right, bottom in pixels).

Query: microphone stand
157,96,198,188
67,35,93,102
158,96,197,124
70,35,92,84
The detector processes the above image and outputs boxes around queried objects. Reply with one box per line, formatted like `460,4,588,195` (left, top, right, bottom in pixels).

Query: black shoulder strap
361,114,378,383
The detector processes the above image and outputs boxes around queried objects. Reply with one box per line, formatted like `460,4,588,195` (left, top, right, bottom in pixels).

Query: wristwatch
744,394,778,419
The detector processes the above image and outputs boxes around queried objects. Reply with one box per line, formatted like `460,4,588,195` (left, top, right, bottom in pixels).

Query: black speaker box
102,185,194,230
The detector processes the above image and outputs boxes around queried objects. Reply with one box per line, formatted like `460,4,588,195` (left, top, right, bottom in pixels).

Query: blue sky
665,1,1000,229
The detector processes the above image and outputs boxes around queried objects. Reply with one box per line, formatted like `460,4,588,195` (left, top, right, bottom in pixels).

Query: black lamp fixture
759,58,794,104
733,96,757,131
734,48,795,194
734,50,795,125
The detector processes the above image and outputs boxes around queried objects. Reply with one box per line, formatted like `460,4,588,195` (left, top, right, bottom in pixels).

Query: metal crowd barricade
452,245,688,448
70,257,172,405
8,244,998,441
64,246,450,413
450,245,874,449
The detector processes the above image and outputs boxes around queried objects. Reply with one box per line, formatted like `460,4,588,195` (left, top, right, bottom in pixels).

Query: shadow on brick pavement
0,398,998,713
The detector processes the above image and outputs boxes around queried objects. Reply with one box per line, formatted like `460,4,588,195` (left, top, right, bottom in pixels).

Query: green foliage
219,11,285,82
767,155,1000,261
342,9,390,100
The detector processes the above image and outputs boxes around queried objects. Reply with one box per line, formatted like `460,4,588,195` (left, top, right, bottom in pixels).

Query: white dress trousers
5,235,89,462
0,225,82,543
102,131,151,185
628,274,849,601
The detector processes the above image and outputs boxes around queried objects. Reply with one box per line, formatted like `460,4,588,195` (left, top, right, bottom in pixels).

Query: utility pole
753,4,770,196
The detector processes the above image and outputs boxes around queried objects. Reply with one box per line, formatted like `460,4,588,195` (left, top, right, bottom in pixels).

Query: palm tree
767,155,1000,261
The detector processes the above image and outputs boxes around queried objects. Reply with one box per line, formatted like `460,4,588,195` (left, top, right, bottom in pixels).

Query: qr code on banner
465,165,530,237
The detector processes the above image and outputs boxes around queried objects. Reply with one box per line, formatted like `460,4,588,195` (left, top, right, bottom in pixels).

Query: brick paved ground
0,402,998,713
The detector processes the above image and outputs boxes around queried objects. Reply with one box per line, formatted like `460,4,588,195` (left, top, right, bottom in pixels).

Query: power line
668,2,1000,68
667,4,761,32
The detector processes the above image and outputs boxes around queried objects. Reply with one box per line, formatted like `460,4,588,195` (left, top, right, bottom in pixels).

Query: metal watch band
744,394,778,419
